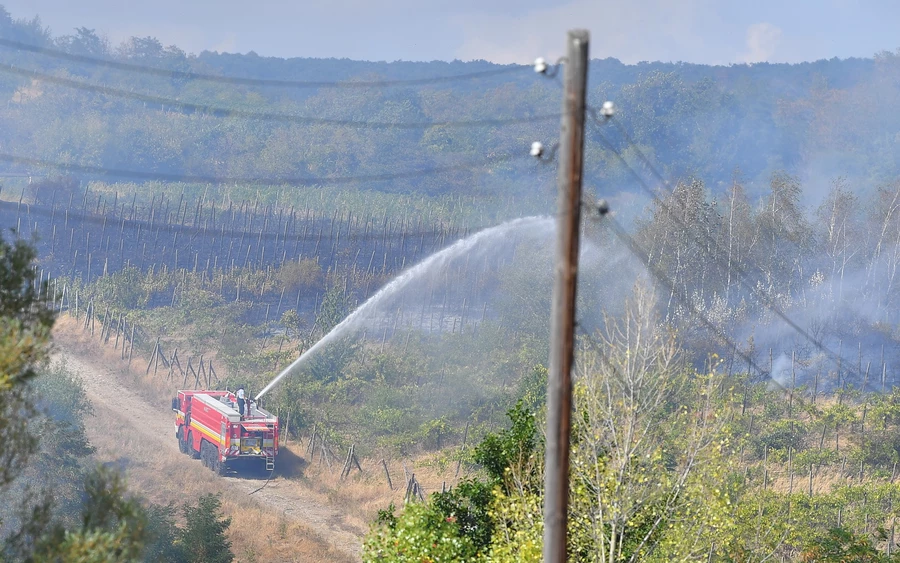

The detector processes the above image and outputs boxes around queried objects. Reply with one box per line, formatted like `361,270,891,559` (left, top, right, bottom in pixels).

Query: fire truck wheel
214,454,226,476
201,442,210,468
177,428,187,454
187,432,199,459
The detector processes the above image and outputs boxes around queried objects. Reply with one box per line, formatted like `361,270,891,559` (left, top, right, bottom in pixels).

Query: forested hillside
0,4,898,207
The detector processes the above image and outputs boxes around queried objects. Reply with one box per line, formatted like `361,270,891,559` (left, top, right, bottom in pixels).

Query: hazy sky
3,0,898,65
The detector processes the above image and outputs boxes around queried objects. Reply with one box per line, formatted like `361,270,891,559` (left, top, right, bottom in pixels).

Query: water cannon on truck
172,389,279,475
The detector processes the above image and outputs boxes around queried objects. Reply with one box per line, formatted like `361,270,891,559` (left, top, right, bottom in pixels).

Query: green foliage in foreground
12,467,147,562
800,527,897,562
5,473,234,563
178,495,234,563
0,235,235,562
0,231,54,491
364,502,480,563
472,401,537,487
364,401,536,562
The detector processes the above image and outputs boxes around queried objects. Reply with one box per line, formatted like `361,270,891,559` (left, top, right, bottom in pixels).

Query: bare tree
815,178,861,302
868,181,900,312
756,172,812,295
572,285,729,563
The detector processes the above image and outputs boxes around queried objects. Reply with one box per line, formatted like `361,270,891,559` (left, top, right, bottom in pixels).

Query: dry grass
768,468,843,495
53,315,181,409
284,444,469,525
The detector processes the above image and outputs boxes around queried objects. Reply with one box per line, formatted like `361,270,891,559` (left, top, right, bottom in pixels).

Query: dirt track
54,333,365,561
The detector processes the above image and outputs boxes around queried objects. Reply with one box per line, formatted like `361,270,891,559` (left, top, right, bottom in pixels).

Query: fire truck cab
172,389,278,474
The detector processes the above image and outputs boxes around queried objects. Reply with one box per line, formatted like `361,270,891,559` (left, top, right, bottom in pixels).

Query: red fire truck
172,390,279,474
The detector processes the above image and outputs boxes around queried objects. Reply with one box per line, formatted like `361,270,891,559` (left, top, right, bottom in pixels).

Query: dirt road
54,334,365,562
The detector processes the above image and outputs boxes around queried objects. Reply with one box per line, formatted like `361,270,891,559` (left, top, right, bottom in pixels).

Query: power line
600,214,767,378
574,117,789,386
0,37,527,88
606,116,672,190
596,208,835,412
0,151,522,186
587,110,861,381
0,63,558,129
597,211,819,426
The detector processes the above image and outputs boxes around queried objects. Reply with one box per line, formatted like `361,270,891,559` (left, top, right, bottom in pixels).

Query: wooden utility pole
544,29,589,563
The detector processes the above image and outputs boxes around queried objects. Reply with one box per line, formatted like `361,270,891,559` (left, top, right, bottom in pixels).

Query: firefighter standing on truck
237,385,246,418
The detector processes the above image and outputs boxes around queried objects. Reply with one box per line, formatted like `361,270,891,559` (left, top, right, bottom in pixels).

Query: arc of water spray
255,215,554,400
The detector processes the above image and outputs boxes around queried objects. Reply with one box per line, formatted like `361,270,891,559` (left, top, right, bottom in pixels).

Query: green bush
363,502,481,563
430,479,495,552
473,401,537,487
178,494,233,563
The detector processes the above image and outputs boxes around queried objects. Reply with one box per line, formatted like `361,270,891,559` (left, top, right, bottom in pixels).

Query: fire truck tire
200,441,211,468
177,428,187,454
213,451,225,475
187,432,199,459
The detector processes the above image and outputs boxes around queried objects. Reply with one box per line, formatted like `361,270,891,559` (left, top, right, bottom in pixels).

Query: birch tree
571,286,732,562
815,178,862,302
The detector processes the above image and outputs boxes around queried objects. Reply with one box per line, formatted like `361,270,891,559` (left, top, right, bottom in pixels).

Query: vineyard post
166,349,178,381
381,459,393,490
146,337,159,375
120,318,127,360
128,324,135,365
808,464,813,496
813,366,819,403
200,354,208,387
787,446,794,496
838,339,844,400
460,297,468,332
858,342,862,385
789,351,795,418
306,423,318,456
101,305,109,342
341,445,353,480
115,312,123,347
